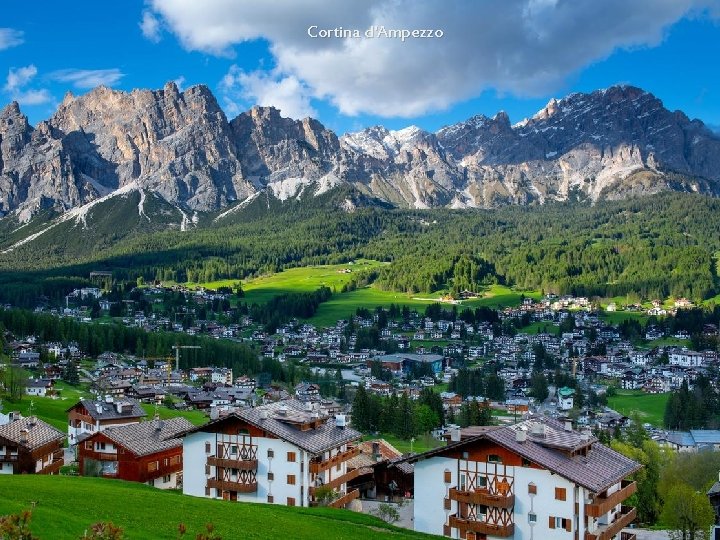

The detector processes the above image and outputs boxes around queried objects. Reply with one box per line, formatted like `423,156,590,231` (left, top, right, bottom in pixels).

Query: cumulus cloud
3,65,52,105
221,65,317,119
140,10,162,42
147,0,720,117
48,68,124,89
0,28,24,50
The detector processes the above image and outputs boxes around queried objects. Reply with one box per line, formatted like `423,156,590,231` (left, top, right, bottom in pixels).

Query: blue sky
2,0,719,135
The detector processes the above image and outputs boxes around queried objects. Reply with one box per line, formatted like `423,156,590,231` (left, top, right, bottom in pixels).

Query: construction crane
171,345,201,373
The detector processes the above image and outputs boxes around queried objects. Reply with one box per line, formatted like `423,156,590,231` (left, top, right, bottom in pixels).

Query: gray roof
663,431,697,447
98,417,194,457
408,417,641,494
70,398,147,421
185,399,361,456
0,417,64,450
689,430,720,445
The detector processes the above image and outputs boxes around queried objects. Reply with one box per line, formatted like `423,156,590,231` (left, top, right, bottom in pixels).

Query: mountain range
1,81,719,225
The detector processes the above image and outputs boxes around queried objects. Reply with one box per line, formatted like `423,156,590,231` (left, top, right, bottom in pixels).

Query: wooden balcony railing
207,478,258,493
586,480,637,517
1,454,19,461
586,506,637,540
449,488,515,509
309,468,361,496
448,515,514,537
207,456,258,471
39,459,64,475
309,447,360,474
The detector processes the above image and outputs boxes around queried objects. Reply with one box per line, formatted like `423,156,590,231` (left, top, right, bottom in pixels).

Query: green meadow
0,476,430,540
607,389,670,427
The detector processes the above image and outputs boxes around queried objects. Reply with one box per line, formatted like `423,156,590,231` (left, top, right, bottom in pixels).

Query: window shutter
444,470,452,483
549,516,555,529
565,518,572,532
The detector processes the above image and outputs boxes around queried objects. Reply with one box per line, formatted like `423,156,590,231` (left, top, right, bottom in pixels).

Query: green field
519,321,560,335
599,311,649,325
607,390,670,427
140,403,207,426
0,476,429,540
361,433,443,454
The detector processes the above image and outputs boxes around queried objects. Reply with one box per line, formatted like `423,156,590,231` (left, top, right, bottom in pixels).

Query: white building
182,399,361,508
669,349,705,368
408,417,640,540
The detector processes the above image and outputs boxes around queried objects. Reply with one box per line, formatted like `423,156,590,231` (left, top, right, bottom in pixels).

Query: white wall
414,456,456,536
183,432,209,498
513,466,577,540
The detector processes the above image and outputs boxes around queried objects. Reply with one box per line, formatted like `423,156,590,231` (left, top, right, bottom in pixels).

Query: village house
78,417,194,488
25,378,55,397
0,416,64,475
67,397,147,445
182,399,361,508
408,417,640,539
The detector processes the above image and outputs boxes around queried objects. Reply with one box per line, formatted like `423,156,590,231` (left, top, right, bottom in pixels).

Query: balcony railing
309,468,361,496
586,480,637,517
1,454,19,461
586,506,637,540
449,487,515,509
207,478,258,493
448,515,514,537
207,456,258,471
309,447,360,474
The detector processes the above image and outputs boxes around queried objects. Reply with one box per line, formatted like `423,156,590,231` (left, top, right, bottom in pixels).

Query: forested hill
0,191,719,307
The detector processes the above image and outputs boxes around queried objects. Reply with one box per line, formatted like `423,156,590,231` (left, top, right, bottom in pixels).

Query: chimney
153,415,164,431
20,428,29,445
259,409,269,421
335,414,346,429
450,427,461,442
278,406,288,416
516,428,527,443
564,420,573,432
105,395,113,403
372,441,381,461
531,422,545,437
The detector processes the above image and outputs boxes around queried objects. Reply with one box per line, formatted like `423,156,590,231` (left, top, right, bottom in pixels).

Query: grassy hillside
607,390,670,427
0,476,429,539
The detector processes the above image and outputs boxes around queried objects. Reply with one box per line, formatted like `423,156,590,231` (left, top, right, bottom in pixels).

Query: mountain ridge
1,82,719,223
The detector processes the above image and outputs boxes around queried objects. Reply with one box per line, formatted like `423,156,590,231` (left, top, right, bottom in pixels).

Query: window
477,476,487,488
205,464,211,475
163,458,169,466
148,461,158,472
522,457,531,467
528,483,537,495
205,486,210,496
97,442,106,451
163,475,171,483
287,497,296,507
205,442,211,454
267,449,274,458
443,469,451,483
444,498,451,510
459,474,466,491
555,487,567,501
287,474,296,485
528,512,537,524
85,441,92,450
230,445,238,455
549,517,571,532
170,455,181,466
267,495,274,503
462,451,469,459
268,472,274,481
487,454,502,464
287,451,296,462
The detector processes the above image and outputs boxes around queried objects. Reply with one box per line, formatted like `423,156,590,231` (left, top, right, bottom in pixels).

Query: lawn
0,393,81,433
607,390,670,427
140,403,208,426
0,476,431,540
463,285,542,309
361,432,444,454
599,311,649,325
519,321,560,336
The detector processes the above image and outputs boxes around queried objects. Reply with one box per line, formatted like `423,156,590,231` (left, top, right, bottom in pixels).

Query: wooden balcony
449,487,515,509
1,454,19,461
39,459,64,475
309,468,361,496
309,447,360,474
586,480,637,517
207,478,258,493
207,456,258,471
586,506,637,540
449,515,514,537
328,489,360,508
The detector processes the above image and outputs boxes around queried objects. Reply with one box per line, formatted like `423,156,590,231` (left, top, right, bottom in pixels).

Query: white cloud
147,0,720,117
0,28,24,50
140,10,162,42
3,65,53,106
4,65,38,93
221,65,317,120
48,68,124,89
174,75,186,90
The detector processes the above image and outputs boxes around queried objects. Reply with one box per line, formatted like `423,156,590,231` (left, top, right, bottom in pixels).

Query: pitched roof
69,398,147,421
184,399,361,456
97,417,194,457
408,417,641,494
0,417,64,450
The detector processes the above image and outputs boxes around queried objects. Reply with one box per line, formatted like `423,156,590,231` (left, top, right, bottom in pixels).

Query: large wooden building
0,416,64,475
78,417,194,489
409,417,641,540
183,399,362,508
